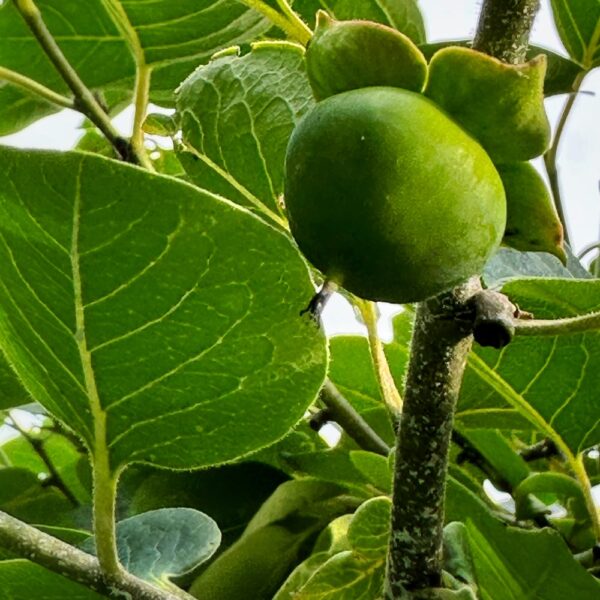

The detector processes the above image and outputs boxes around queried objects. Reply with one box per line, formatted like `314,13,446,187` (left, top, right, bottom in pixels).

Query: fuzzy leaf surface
177,42,313,217
0,147,327,471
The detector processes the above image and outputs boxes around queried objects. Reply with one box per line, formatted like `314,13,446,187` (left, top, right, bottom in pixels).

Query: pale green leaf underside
82,508,221,584
177,43,314,216
0,147,327,471
0,0,271,134
459,278,600,453
550,0,600,68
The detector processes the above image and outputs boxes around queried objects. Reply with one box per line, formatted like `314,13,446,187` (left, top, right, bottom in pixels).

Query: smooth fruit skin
284,87,506,304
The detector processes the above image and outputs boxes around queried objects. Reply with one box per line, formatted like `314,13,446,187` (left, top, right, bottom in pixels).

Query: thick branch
385,278,480,597
0,511,192,600
473,0,540,63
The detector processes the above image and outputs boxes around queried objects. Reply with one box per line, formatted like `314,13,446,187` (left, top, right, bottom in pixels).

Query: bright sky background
0,0,598,341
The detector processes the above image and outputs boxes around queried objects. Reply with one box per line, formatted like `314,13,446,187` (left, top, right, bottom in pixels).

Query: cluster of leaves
0,0,599,598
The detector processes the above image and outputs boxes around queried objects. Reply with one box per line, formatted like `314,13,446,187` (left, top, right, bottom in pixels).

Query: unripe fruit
284,87,506,303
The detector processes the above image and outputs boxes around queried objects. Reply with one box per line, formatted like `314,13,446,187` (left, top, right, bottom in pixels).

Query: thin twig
13,0,139,164
514,309,600,336
320,380,390,456
543,71,587,245
357,300,403,419
7,412,79,507
0,511,193,600
100,0,154,170
0,66,73,108
518,438,560,462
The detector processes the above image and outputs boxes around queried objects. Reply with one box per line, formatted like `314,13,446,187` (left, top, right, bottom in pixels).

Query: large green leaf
293,0,426,44
0,559,107,599
549,0,600,68
459,279,600,454
0,147,327,471
82,508,221,586
0,350,29,410
0,0,271,134
447,478,600,600
177,42,313,218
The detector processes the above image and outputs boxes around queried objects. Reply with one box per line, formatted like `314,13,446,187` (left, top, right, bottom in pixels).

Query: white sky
0,0,598,339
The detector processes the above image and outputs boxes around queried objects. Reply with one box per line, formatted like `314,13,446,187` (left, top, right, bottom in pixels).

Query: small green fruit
284,87,506,303
306,11,427,100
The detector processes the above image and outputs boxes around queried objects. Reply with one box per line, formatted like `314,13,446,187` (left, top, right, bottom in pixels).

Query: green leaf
425,47,550,162
83,508,221,585
276,497,390,599
0,0,271,134
277,448,373,494
305,11,427,100
466,515,600,600
243,479,355,535
328,325,409,446
274,551,334,600
0,432,90,505
498,162,566,264
119,461,288,549
483,246,591,287
0,147,327,471
514,472,589,522
293,0,426,44
0,468,82,528
0,350,30,410
447,477,600,600
189,480,357,600
549,0,600,68
459,429,530,489
0,559,106,599
443,522,476,586
346,496,390,560
177,42,313,218
286,550,385,599
419,41,585,96
349,450,392,494
461,279,600,454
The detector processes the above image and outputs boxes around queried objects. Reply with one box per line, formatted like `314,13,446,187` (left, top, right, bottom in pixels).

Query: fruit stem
543,70,587,246
357,300,403,419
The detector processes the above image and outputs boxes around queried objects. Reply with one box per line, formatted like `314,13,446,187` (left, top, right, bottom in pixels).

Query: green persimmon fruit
284,87,506,303
497,162,566,264
306,11,427,100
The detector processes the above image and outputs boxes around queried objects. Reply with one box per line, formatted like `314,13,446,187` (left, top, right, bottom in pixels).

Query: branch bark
385,1,541,597
0,511,193,600
385,278,480,597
